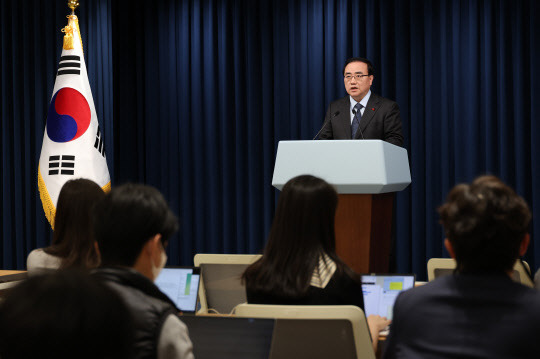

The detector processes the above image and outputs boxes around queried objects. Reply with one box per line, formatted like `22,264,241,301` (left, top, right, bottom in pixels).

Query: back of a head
438,175,531,274
269,175,338,255
244,175,341,297
93,183,178,267
0,270,133,359
49,178,106,269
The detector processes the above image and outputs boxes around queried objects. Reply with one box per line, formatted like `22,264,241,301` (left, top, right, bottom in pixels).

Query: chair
180,315,275,359
193,253,262,314
235,304,376,359
427,258,534,287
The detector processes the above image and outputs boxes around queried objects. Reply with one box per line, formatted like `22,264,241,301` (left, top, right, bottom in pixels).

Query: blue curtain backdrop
1,0,539,280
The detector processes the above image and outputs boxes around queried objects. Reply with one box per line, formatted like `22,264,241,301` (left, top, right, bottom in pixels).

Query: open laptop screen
361,274,415,319
154,267,200,313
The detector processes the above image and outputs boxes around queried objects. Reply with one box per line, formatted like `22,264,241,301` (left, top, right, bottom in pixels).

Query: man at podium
318,57,404,147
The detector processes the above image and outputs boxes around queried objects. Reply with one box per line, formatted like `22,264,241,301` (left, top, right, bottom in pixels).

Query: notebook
154,267,201,313
361,274,415,321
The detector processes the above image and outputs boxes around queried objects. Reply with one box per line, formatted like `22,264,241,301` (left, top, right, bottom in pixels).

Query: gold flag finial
68,0,79,14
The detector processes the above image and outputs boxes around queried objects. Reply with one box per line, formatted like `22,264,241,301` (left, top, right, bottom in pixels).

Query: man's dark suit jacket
319,94,404,147
383,274,540,359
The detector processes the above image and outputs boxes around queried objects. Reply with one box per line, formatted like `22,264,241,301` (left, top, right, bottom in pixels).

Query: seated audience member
242,175,389,348
92,183,194,359
384,175,540,359
27,178,105,274
0,270,133,359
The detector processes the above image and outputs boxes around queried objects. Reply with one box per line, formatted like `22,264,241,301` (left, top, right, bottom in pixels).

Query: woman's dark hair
0,270,134,359
44,178,105,270
438,175,531,274
243,175,358,298
93,183,178,267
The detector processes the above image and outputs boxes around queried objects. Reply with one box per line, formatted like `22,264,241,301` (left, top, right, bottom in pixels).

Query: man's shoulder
93,266,146,286
368,93,398,107
510,281,540,307
395,278,440,302
398,274,540,308
328,96,350,107
94,267,178,310
394,275,463,308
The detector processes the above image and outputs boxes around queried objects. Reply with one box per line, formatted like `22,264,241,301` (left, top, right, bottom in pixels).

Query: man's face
343,61,373,102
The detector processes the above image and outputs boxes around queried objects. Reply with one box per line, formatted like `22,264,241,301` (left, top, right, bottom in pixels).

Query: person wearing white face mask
92,183,193,359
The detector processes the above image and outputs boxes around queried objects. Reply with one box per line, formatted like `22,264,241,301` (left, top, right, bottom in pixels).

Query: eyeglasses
344,74,370,81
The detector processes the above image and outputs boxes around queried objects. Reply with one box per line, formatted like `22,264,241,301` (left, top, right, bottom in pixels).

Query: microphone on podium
313,111,340,140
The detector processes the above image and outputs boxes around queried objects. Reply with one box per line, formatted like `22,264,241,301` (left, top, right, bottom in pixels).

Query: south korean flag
38,13,110,228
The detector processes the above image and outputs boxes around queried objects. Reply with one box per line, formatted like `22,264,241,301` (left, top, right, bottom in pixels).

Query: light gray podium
272,140,411,273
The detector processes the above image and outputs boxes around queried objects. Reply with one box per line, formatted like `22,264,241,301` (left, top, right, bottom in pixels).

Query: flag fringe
37,165,56,229
38,168,112,229
102,181,111,192
71,15,84,54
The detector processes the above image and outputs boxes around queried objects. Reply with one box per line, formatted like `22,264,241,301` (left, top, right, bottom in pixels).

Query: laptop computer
199,263,252,314
361,274,415,334
154,266,201,313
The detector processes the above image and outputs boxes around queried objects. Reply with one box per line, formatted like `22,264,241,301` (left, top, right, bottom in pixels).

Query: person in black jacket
242,175,389,349
318,57,404,147
384,175,540,359
92,183,193,359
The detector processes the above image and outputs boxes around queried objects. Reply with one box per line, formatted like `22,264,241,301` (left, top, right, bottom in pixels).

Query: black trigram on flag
57,55,81,76
49,155,75,175
94,126,106,157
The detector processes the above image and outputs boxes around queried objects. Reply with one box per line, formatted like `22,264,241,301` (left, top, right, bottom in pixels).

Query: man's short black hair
438,175,531,274
94,183,178,267
342,57,374,76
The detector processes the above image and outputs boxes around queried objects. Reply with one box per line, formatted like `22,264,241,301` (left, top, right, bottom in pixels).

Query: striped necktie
351,102,363,139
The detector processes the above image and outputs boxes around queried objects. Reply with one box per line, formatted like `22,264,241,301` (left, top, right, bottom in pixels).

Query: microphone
352,108,365,140
313,111,340,140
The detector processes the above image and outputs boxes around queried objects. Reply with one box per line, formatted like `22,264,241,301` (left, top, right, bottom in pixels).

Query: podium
272,140,411,274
